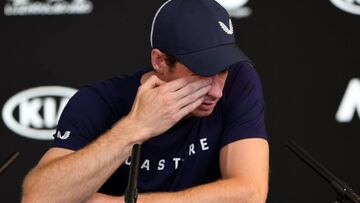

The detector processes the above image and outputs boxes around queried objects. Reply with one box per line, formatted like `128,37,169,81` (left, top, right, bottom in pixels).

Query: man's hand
122,75,212,143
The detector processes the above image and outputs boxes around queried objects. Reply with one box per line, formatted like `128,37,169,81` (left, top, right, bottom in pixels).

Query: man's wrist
110,115,153,145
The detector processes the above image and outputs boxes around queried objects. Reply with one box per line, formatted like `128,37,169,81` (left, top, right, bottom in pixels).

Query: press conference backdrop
1,0,359,202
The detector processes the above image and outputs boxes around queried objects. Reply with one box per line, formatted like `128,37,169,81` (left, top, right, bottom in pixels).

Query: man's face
163,62,228,117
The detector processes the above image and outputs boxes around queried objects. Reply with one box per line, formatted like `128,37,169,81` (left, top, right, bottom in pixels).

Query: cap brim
176,43,250,77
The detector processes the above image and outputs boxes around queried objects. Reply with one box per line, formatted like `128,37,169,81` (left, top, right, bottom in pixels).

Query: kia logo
330,0,360,15
2,86,77,140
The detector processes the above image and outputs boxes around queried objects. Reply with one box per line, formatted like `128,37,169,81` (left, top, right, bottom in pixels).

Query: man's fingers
141,75,165,90
176,85,211,109
176,97,204,119
164,76,210,92
173,79,212,100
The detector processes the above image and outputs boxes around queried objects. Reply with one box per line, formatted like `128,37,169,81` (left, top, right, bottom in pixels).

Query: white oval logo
330,0,360,15
2,86,77,140
215,0,249,10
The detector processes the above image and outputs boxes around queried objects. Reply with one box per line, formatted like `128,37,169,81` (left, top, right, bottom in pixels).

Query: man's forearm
22,117,145,203
89,177,267,203
138,177,267,203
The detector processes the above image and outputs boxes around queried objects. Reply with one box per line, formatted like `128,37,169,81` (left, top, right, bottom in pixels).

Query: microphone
0,152,20,175
124,144,141,203
287,140,360,203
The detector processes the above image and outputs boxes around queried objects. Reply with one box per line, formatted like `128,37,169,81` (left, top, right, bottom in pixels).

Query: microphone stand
0,152,19,175
286,140,360,203
125,144,141,203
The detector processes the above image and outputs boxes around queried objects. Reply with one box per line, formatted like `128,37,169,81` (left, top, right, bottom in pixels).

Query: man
22,0,269,202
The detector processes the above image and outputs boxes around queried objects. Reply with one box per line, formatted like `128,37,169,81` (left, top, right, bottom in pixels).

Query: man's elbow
233,180,268,203
246,184,268,203
246,185,268,203
22,173,36,203
21,171,45,203
22,192,39,203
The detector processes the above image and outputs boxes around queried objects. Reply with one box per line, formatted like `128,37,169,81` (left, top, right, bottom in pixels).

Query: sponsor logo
56,130,71,140
215,0,252,18
330,0,360,15
4,0,93,16
2,86,77,140
125,138,210,171
218,19,234,35
336,78,360,123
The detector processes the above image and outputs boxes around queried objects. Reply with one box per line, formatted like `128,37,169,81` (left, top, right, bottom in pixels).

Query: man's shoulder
225,61,261,92
60,66,152,122
78,66,152,106
51,67,153,150
228,61,257,79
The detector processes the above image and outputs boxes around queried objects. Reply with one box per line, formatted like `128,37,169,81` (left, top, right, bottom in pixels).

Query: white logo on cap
219,19,234,35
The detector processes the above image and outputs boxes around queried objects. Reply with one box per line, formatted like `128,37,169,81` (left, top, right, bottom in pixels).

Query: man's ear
151,49,168,74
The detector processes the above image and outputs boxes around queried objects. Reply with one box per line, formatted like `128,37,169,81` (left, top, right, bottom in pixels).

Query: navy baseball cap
150,0,250,77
